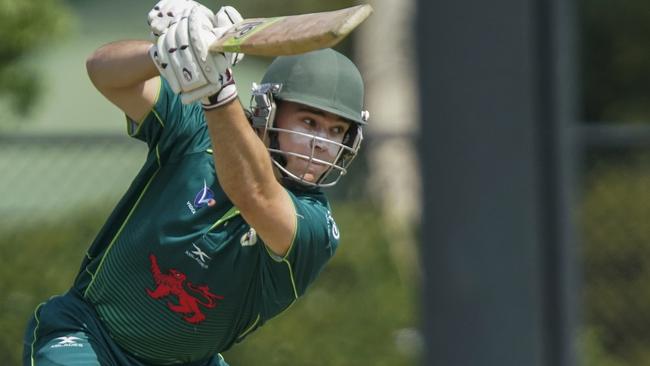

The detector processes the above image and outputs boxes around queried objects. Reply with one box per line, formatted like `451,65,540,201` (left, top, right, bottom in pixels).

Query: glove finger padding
215,6,244,66
171,16,209,91
151,36,183,94
159,22,185,93
148,0,214,39
180,83,222,104
148,0,196,38
215,5,242,25
187,6,230,85
200,69,238,110
181,68,237,109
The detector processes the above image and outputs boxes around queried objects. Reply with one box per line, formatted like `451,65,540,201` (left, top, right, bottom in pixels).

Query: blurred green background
0,0,419,365
5,0,650,365
578,0,650,364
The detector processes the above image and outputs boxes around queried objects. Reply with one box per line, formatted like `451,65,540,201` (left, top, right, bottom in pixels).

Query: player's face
273,102,351,183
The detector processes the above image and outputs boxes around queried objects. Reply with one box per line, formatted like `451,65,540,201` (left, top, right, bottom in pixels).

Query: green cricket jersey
72,79,341,365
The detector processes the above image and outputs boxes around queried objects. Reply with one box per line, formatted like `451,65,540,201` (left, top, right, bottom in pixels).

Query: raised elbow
85,51,103,87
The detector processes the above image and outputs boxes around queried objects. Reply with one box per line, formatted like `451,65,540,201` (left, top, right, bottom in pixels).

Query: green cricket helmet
249,48,369,188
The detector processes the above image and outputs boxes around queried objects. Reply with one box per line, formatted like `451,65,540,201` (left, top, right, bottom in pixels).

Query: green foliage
580,327,626,366
0,206,107,365
580,0,650,122
0,202,418,366
0,63,41,115
576,0,650,361
224,201,419,365
0,0,71,115
581,153,650,365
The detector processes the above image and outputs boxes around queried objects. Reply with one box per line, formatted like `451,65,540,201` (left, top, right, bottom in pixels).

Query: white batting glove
183,7,241,108
198,68,238,109
149,1,244,67
150,5,243,106
214,6,244,66
149,17,212,95
148,0,209,38
189,5,244,107
175,67,237,109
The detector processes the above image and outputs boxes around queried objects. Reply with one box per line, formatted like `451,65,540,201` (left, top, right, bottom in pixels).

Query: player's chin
300,172,317,183
288,164,325,183
286,156,331,182
296,168,323,183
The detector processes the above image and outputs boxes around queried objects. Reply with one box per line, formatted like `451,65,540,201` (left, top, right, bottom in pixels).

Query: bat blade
210,4,373,56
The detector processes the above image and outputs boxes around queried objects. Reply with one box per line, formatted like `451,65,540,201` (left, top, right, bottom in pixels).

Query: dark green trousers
23,289,228,366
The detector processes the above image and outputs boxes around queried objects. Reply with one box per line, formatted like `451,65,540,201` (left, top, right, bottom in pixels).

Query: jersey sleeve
286,192,340,293
126,77,209,157
258,190,340,319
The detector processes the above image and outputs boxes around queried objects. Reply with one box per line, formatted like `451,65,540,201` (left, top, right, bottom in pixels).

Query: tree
0,0,70,115
580,0,650,123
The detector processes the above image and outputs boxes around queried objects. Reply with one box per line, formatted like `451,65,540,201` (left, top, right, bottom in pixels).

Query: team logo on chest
185,242,211,269
186,180,216,214
146,253,224,324
240,228,258,247
50,336,83,349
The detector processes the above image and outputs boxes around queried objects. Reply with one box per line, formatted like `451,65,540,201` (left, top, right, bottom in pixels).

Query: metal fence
5,122,650,365
0,131,421,366
0,132,372,230
0,134,146,230
579,124,650,366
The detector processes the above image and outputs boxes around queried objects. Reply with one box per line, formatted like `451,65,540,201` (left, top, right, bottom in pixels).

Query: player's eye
331,126,345,135
303,118,316,127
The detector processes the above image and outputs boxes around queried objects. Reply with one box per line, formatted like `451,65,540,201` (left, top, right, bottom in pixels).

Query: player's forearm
86,40,158,90
204,101,282,208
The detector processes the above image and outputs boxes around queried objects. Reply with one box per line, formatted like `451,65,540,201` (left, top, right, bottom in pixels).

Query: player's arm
150,4,295,255
85,0,211,122
86,40,161,123
205,102,297,257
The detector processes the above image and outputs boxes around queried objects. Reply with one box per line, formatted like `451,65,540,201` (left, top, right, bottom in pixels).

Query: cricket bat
209,4,373,56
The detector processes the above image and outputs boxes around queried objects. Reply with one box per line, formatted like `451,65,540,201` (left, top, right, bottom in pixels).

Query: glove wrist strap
201,70,238,110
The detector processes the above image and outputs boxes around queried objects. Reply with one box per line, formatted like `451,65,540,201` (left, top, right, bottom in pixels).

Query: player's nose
309,134,329,151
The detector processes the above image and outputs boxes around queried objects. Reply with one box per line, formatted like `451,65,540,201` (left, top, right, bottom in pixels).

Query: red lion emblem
146,253,224,324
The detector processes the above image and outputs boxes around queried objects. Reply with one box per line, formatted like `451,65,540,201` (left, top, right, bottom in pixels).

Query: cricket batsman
22,0,369,365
